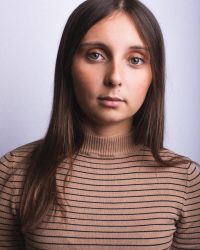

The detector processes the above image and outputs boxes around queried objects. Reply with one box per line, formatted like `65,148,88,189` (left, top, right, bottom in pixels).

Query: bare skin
71,11,152,137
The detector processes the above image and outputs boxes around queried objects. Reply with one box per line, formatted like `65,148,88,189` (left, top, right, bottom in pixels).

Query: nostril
104,60,123,87
104,78,122,87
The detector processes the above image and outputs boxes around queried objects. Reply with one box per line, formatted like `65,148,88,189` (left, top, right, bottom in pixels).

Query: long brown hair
20,0,183,231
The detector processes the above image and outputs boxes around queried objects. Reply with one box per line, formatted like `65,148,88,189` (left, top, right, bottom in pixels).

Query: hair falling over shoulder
19,0,188,231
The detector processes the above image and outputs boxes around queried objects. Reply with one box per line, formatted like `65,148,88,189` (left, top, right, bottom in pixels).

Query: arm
0,153,25,249
172,162,200,249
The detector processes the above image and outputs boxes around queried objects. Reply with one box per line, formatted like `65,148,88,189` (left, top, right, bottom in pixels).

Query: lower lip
98,99,123,108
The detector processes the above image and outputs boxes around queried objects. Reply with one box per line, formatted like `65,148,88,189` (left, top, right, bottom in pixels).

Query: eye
129,57,144,65
87,52,104,61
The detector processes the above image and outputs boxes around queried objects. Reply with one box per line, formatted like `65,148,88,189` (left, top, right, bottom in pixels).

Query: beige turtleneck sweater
0,132,200,250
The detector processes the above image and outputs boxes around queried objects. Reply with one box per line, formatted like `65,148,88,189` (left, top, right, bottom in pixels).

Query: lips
98,96,124,102
98,96,125,108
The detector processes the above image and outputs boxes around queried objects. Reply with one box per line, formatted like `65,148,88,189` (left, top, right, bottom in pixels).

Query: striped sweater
0,132,200,250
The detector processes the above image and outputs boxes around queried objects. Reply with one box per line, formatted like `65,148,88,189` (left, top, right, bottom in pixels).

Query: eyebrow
78,42,149,52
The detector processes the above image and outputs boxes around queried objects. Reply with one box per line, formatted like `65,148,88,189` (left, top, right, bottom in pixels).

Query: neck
80,127,138,157
83,120,132,137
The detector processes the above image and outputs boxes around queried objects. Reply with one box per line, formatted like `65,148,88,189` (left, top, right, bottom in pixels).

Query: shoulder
160,149,200,181
160,147,191,163
0,141,41,175
141,145,199,171
160,147,199,169
141,145,190,160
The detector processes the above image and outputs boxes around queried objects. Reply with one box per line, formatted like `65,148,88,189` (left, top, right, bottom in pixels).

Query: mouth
98,96,125,108
98,96,125,102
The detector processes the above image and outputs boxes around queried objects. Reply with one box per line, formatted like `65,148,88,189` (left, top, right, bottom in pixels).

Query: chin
93,116,129,126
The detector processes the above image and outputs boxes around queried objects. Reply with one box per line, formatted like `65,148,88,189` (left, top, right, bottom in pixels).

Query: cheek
136,83,150,102
71,65,90,99
71,62,103,97
73,78,97,104
127,70,152,108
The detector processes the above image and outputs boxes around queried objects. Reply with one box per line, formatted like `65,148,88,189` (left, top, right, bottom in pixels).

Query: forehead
81,11,145,47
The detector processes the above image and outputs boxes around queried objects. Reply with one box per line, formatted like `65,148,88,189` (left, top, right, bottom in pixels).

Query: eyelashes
84,50,147,67
86,52,104,61
129,57,144,65
86,51,145,66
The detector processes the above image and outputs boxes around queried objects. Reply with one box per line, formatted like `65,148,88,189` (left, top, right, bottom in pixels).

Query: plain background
0,0,199,163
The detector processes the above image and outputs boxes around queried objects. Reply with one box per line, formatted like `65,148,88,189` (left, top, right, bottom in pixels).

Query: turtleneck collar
79,129,138,157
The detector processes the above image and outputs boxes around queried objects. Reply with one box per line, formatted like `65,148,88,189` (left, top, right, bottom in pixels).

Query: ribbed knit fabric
0,131,200,250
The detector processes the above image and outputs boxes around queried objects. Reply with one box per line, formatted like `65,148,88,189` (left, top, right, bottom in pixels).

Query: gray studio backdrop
0,0,200,163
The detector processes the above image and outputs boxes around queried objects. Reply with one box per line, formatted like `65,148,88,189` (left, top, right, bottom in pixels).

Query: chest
24,167,185,250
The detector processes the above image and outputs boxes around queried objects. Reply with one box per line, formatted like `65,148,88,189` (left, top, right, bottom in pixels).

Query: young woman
0,0,200,249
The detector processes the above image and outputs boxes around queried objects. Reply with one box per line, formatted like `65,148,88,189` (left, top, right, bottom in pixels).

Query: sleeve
0,153,25,249
172,162,200,249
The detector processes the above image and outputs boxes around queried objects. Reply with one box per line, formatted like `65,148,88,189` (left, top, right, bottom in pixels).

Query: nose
104,59,122,87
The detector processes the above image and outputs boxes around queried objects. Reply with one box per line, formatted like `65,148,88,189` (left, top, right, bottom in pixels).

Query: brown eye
129,57,144,65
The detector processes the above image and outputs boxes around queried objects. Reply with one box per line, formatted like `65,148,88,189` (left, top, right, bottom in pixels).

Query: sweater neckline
79,129,138,157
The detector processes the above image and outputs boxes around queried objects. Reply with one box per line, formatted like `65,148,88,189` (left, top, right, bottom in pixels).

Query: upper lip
98,96,124,102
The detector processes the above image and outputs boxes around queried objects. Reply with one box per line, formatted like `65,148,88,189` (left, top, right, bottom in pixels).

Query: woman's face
71,11,152,135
